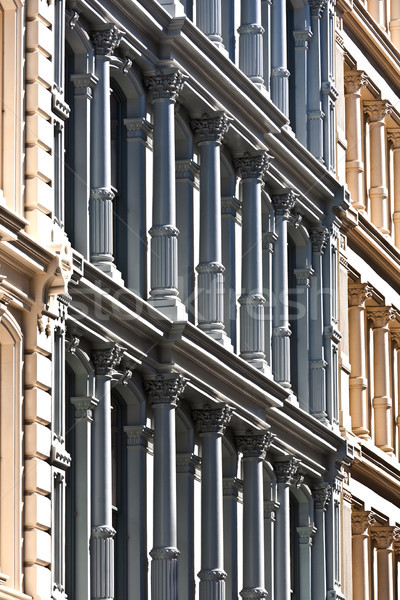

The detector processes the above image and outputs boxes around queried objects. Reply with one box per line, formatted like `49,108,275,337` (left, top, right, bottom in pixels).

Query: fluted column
90,27,122,280
236,432,273,600
274,458,300,600
144,70,187,321
351,511,375,600
196,0,224,48
348,283,372,438
91,345,124,600
368,307,395,452
270,0,289,116
309,227,329,423
234,152,271,370
364,101,392,233
388,130,400,248
297,526,316,600
311,483,331,600
344,71,368,209
191,113,231,346
307,0,326,162
144,374,187,600
271,191,297,387
192,405,233,600
238,0,265,88
370,526,399,600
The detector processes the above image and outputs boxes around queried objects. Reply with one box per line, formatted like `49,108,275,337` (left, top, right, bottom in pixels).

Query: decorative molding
144,373,187,406
192,403,233,435
271,190,298,219
150,546,180,559
351,511,375,535
124,425,153,447
235,430,274,459
262,231,278,252
240,587,268,599
311,227,329,254
71,396,99,421
274,457,300,485
91,26,122,56
191,112,230,144
90,187,115,202
344,71,368,94
92,344,124,376
198,569,227,581
348,283,372,307
233,151,271,181
363,100,392,123
124,117,153,141
370,526,400,549
68,8,80,29
264,500,280,521
297,525,317,545
293,29,313,49
388,129,400,150
367,306,396,328
122,56,133,74
91,525,116,539
196,261,225,274
176,453,201,475
309,0,327,18
144,70,186,102
70,73,99,99
312,483,332,511
294,266,314,287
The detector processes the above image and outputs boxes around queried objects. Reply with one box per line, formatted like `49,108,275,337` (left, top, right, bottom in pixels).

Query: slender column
390,0,400,48
144,374,187,600
311,483,331,600
309,227,329,423
388,130,400,248
344,71,368,210
236,432,273,600
234,152,271,370
296,526,316,600
261,0,272,93
91,345,124,600
262,231,277,370
293,30,312,147
191,113,231,346
222,196,242,349
307,0,326,162
392,331,400,458
274,458,300,600
144,70,187,321
351,511,375,600
368,0,384,27
196,0,224,48
270,0,289,116
368,307,395,452
348,283,372,438
293,267,313,412
192,405,233,600
364,101,392,234
238,0,265,88
271,191,297,387
223,478,243,600
370,527,400,600
90,27,122,280
124,426,153,600
71,396,98,600
264,501,279,599
320,3,338,172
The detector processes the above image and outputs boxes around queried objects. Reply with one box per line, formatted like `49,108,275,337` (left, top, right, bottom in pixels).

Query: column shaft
388,131,400,248
197,0,224,46
351,511,375,600
270,0,289,115
296,527,315,600
371,527,398,600
307,1,325,161
293,31,311,147
344,72,367,210
311,484,331,600
239,0,264,87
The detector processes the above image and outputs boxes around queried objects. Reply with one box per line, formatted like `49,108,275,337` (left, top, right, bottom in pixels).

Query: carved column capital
92,344,124,376
363,100,392,123
311,226,329,254
367,306,396,329
71,396,99,422
348,283,372,307
235,430,274,459
233,151,272,181
312,483,332,511
344,71,368,94
391,330,400,349
370,526,400,549
351,510,376,535
297,525,317,545
192,403,233,435
388,129,400,150
70,73,99,99
144,70,186,102
124,425,153,447
274,457,300,485
309,0,327,18
190,112,231,144
271,190,298,219
144,373,187,407
91,26,122,56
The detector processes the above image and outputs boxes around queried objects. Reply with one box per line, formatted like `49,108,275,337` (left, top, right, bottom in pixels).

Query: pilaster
264,500,279,598
312,483,332,600
294,266,313,411
297,526,316,600
307,0,326,162
370,526,400,600
270,0,289,116
388,129,400,249
351,511,375,600
293,29,312,146
262,230,277,369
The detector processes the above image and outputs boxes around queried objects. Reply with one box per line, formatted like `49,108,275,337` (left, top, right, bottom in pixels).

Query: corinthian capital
311,227,329,254
271,190,298,219
351,511,375,535
235,430,274,459
144,373,187,407
370,526,400,549
192,403,233,435
190,112,230,144
92,344,124,376
274,457,300,485
367,306,396,329
309,0,327,18
344,71,368,95
91,26,122,56
348,283,372,307
312,483,332,511
363,100,392,123
144,69,186,102
233,151,272,181
388,129,400,150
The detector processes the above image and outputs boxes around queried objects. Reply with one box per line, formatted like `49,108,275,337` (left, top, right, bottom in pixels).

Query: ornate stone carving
90,187,115,202
92,345,124,376
91,26,122,56
240,587,268,599
311,227,329,254
363,101,392,123
271,190,298,219
388,129,400,150
348,283,372,307
144,70,186,102
192,403,233,435
312,483,332,511
367,306,396,328
191,113,230,144
198,568,227,581
351,511,375,535
233,151,271,181
196,261,225,274
144,373,187,407
309,0,327,18
235,430,274,459
344,71,368,94
274,457,300,485
150,546,180,559
370,526,400,549
92,525,116,539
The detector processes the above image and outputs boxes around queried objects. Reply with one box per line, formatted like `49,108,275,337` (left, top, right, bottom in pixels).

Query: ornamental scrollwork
192,403,233,435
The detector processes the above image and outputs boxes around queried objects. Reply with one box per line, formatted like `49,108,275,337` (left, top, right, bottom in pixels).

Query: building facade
0,0,399,599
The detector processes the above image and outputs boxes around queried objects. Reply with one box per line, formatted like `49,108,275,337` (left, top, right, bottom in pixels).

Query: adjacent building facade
0,0,399,599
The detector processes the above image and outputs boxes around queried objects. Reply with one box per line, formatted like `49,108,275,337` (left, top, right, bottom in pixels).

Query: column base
158,0,185,16
198,569,227,600
90,525,115,600
150,547,180,600
92,258,124,284
199,324,233,350
148,295,188,322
